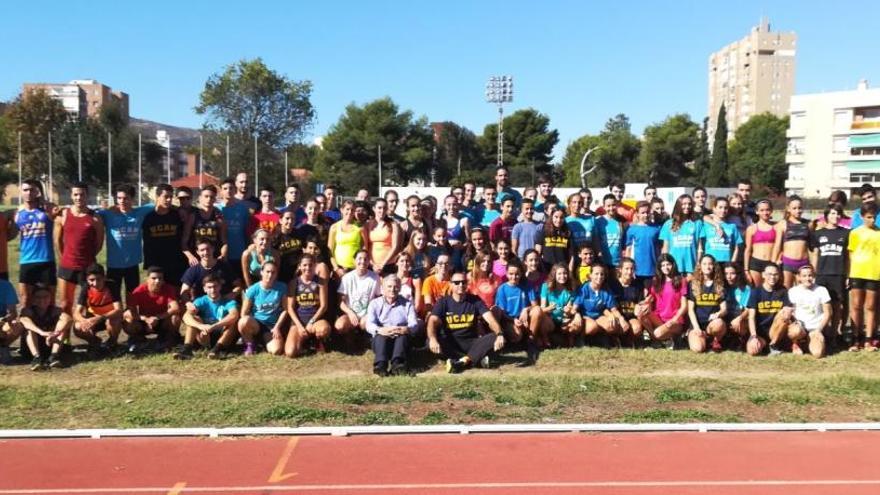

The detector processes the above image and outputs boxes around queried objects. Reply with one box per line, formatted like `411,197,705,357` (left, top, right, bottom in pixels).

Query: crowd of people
1,166,878,376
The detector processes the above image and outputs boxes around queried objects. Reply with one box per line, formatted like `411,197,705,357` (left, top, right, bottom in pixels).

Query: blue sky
3,0,878,159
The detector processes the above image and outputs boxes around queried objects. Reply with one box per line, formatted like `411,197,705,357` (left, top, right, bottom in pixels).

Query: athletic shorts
20,262,57,286
850,278,880,291
107,266,140,299
816,275,846,303
748,257,771,274
57,266,87,284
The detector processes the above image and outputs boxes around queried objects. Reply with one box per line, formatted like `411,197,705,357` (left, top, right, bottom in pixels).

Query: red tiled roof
170,173,220,189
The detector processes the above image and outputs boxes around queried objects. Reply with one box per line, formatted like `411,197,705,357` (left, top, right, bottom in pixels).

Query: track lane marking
166,483,186,495
267,437,299,483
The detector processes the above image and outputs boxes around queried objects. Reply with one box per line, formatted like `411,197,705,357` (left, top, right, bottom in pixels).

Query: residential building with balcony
785,79,880,198
22,79,129,121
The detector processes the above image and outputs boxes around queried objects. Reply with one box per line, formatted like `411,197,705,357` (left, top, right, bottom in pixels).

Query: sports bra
333,224,362,269
752,225,776,244
784,220,810,243
446,216,465,244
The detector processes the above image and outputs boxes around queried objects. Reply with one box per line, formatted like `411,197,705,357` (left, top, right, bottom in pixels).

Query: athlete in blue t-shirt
659,196,702,275
595,195,625,268
493,263,535,352
179,273,240,359
15,179,59,305
97,185,154,298
700,197,743,264
238,261,289,357
576,264,623,338
625,202,661,280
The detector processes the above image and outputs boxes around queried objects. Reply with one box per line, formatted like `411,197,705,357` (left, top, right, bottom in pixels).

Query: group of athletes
0,165,877,375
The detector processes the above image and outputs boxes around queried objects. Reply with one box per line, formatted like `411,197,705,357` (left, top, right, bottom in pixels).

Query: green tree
707,105,728,186
315,97,434,194
561,114,641,187
478,108,559,185
633,114,700,186
728,113,789,193
195,58,316,188
5,90,70,181
693,117,710,185
433,122,485,185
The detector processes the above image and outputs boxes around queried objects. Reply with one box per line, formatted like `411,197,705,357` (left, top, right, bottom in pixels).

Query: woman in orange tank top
363,198,401,275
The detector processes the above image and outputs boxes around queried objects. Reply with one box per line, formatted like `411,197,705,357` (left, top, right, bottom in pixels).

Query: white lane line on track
5,480,880,493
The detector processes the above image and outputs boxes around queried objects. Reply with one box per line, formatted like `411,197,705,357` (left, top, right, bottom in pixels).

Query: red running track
1,431,879,494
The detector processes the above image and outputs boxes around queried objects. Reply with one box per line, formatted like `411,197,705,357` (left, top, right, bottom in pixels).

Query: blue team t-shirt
496,188,522,209
16,208,54,264
659,219,702,274
625,224,660,278
480,209,501,228
494,283,533,318
595,216,624,267
576,283,617,319
540,283,575,324
700,221,743,263
245,281,288,326
192,295,239,324
0,279,19,317
218,201,252,261
511,221,542,259
98,205,153,268
566,215,595,248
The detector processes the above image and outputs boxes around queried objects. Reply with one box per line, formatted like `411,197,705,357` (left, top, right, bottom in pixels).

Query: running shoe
373,366,389,377
48,353,64,369
445,358,465,374
207,345,224,360
30,356,46,371
480,355,494,369
768,344,783,356
173,346,194,360
390,362,411,376
243,342,256,356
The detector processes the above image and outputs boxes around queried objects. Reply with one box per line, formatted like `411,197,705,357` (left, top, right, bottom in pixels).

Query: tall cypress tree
694,116,710,185
708,104,728,186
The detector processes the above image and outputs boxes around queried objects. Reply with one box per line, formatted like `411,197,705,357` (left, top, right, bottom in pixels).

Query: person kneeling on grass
531,263,581,348
0,276,22,365
686,254,728,353
239,261,289,356
176,274,240,360
427,271,505,373
123,266,182,353
366,274,419,376
20,285,71,370
639,254,687,349
787,265,831,358
286,254,331,357
747,263,794,356
73,263,123,358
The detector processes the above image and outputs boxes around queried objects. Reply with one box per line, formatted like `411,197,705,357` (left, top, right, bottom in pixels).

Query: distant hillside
129,117,201,146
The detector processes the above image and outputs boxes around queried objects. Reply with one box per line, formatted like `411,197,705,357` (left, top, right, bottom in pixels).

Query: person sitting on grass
20,285,71,370
639,254,687,349
531,263,581,348
0,276,22,365
123,266,182,354
177,274,239,360
335,250,381,348
428,270,505,374
180,238,240,302
746,262,794,357
72,263,123,358
787,265,831,358
686,254,728,353
722,262,752,349
578,263,625,345
287,254,331,357
366,274,420,376
239,260,289,356
608,257,648,347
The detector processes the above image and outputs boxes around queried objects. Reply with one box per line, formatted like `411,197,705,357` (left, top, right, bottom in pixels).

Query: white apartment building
785,80,880,198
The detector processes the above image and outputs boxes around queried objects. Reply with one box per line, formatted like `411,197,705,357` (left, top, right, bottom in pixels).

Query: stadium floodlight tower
485,75,513,168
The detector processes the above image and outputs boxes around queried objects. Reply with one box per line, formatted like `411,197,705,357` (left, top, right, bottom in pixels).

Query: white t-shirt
788,285,831,330
338,271,381,317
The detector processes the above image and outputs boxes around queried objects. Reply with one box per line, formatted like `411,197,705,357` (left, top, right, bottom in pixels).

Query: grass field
2,210,878,429
3,346,880,429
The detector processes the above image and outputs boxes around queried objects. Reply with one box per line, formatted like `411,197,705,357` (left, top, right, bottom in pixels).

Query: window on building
787,138,805,156
833,136,849,153
834,109,851,128
832,162,849,180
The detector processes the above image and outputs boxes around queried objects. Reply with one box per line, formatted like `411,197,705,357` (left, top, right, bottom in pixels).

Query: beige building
785,80,880,198
22,79,129,121
708,18,796,143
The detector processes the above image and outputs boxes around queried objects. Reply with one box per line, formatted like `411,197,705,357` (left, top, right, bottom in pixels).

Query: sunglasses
451,280,466,286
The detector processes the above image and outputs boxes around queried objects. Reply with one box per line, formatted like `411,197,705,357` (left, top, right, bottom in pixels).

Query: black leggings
439,329,497,363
